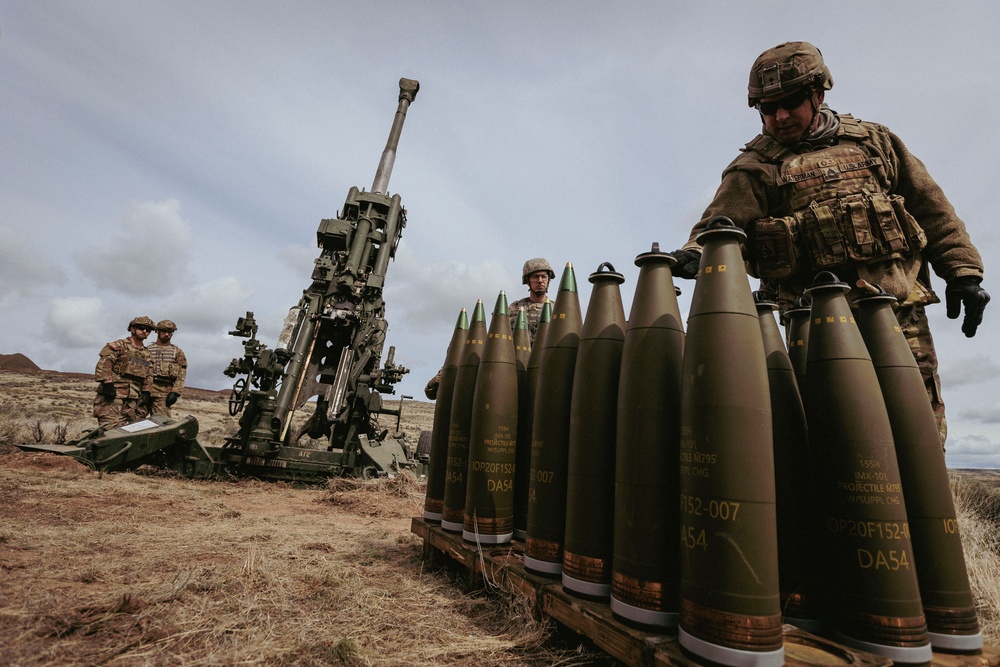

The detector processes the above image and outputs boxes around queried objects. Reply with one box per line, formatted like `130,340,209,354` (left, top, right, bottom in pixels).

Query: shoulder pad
741,134,792,162
836,114,869,141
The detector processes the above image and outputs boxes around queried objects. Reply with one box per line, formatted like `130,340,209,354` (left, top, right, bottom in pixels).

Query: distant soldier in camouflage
424,258,556,401
94,316,155,429
147,319,188,417
670,41,989,443
509,257,556,343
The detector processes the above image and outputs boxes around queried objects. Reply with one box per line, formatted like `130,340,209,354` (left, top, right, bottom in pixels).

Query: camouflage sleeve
871,125,984,282
94,342,120,383
683,153,779,252
424,368,441,400
174,347,187,392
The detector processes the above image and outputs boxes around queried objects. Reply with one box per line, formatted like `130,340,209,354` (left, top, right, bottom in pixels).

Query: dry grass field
1,366,999,666
0,368,611,667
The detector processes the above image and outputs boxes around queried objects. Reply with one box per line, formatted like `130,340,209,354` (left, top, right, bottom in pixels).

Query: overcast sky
2,2,999,468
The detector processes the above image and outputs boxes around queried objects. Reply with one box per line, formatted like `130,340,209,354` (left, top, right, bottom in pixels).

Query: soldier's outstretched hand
946,276,990,337
669,248,701,280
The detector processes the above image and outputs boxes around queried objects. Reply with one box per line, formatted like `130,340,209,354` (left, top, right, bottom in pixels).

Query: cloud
4,1,1000,408
387,245,511,329
76,199,192,296
159,276,254,333
946,433,1000,469
276,244,319,276
958,403,1000,425
940,354,1000,387
44,297,108,349
0,224,68,306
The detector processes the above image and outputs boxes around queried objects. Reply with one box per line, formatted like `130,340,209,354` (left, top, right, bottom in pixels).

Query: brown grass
952,471,1000,642
0,453,613,666
1,368,999,665
0,369,610,666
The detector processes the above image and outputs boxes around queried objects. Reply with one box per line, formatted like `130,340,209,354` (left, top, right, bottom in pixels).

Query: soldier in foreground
670,41,989,442
147,319,188,417
508,257,555,343
93,316,155,429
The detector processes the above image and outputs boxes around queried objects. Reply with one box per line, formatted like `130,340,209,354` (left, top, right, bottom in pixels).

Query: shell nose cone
805,271,850,294
695,216,747,243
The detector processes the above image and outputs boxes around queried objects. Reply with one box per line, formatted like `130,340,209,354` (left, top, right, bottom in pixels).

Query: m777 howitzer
217,78,420,483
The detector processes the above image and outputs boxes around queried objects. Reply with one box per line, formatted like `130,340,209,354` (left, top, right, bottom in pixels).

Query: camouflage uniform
510,258,557,343
684,109,984,443
94,337,154,429
508,297,553,343
424,368,441,400
147,341,187,417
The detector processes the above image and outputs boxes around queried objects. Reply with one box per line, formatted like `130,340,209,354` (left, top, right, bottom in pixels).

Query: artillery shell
423,307,469,522
463,292,519,545
525,264,583,576
562,262,626,599
804,272,931,664
611,244,684,627
678,217,783,667
440,300,487,533
857,286,981,653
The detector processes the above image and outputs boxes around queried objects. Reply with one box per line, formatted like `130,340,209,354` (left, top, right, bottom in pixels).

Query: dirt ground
0,368,610,666
2,367,999,666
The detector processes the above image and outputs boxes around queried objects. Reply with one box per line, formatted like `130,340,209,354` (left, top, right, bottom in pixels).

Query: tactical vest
148,344,182,381
746,116,927,281
105,340,152,382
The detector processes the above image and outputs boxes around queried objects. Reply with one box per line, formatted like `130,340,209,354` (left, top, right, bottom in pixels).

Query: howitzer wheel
229,378,248,416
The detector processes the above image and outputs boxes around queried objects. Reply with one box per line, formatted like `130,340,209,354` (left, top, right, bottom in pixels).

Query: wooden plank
411,517,999,667
412,518,686,666
930,643,1000,667
541,587,648,666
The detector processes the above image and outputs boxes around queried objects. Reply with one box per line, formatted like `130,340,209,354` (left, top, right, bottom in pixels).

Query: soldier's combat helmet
747,41,833,107
155,319,177,332
129,316,156,330
521,258,555,285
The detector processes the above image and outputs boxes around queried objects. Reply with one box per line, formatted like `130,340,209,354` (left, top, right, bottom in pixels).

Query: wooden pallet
411,517,1000,667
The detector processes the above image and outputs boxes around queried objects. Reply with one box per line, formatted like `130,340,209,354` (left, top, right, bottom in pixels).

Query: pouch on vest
749,216,802,279
889,193,927,254
794,192,925,270
798,201,848,268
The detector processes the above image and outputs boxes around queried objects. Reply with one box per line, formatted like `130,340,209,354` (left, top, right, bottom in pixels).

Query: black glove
166,391,180,407
669,248,701,280
945,276,990,337
139,391,153,409
100,382,117,400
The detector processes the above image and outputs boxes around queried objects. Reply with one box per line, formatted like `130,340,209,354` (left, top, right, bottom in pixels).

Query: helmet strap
805,90,825,135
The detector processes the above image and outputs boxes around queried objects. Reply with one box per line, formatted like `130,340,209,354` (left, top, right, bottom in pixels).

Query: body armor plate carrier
748,118,927,281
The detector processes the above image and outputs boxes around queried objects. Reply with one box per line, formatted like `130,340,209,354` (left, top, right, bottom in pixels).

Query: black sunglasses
756,88,811,115
134,326,153,332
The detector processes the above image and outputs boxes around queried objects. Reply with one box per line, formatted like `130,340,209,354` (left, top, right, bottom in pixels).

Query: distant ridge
0,353,41,372
0,358,229,397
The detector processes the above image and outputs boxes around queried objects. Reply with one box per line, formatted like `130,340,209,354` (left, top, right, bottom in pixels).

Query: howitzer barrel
371,78,420,194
